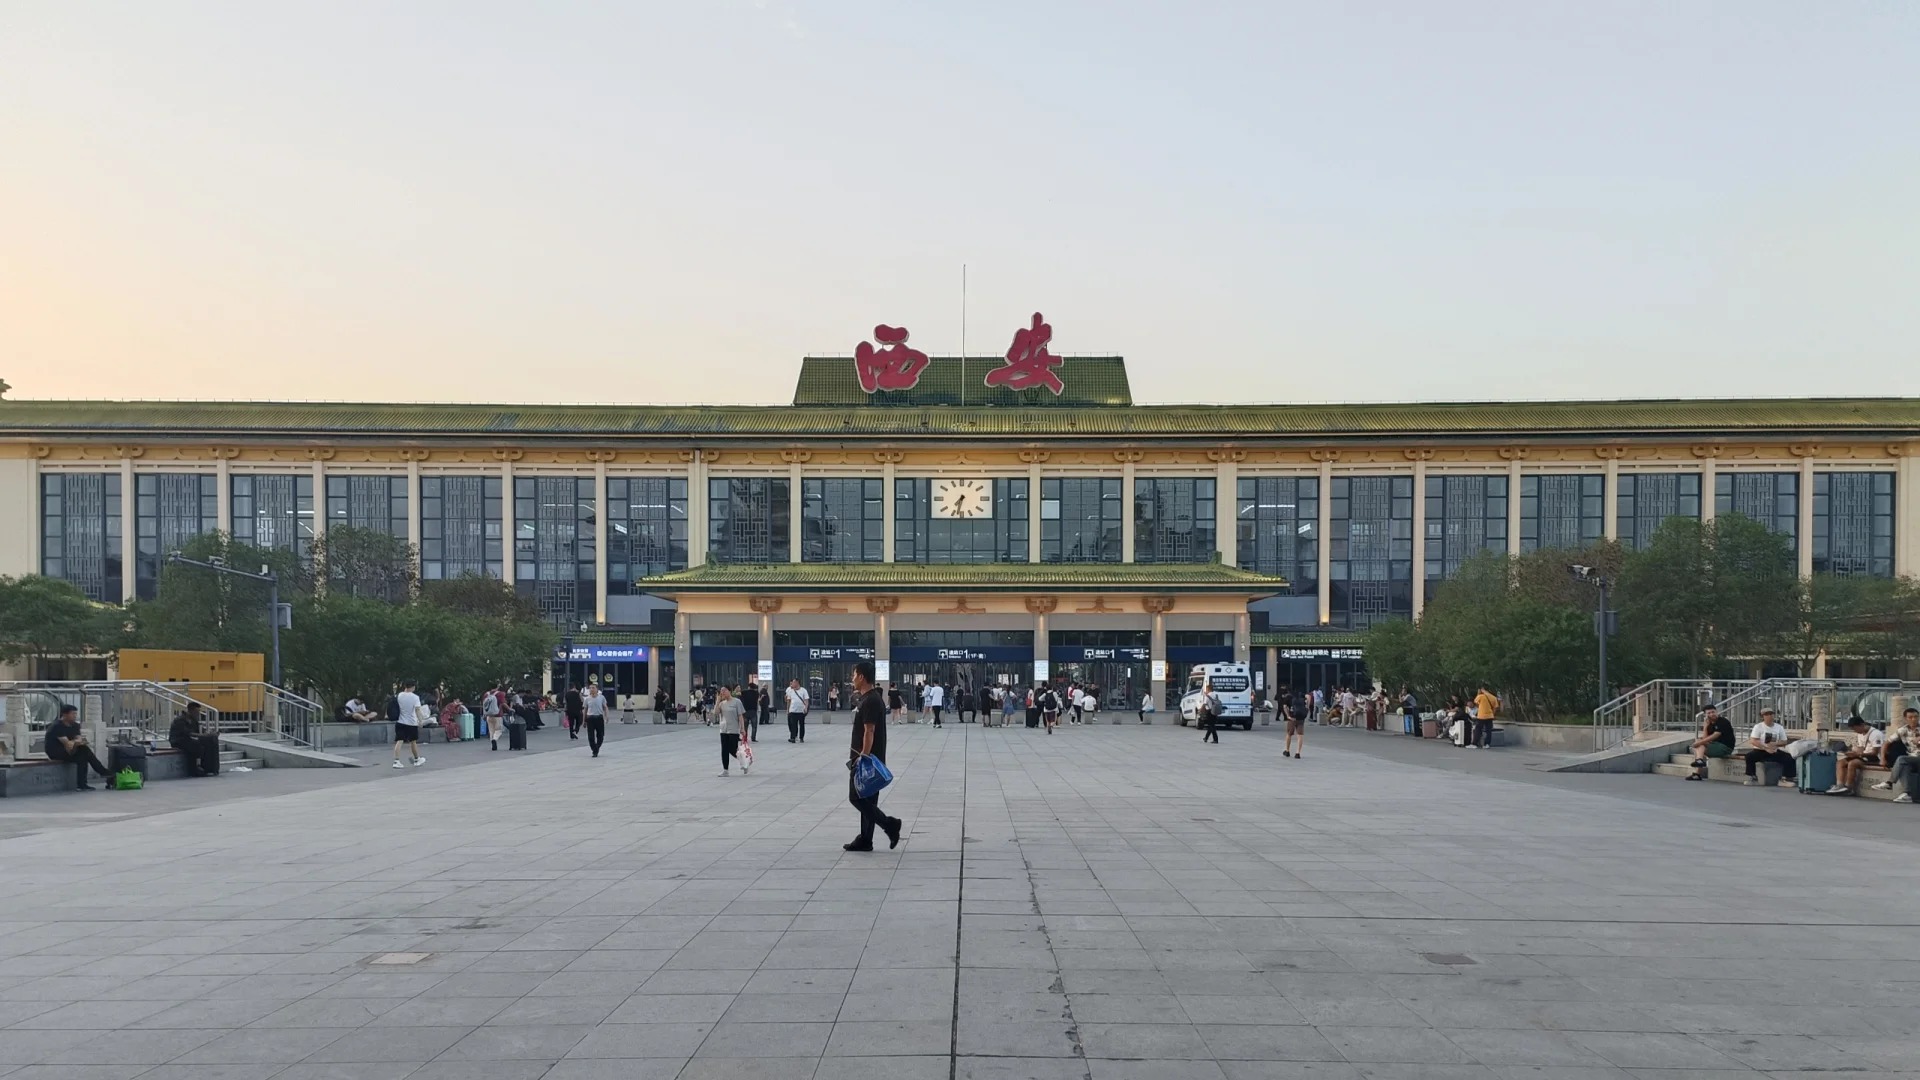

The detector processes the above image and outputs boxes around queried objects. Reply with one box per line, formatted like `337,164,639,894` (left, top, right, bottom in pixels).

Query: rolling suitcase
508,720,527,751
199,736,222,776
1796,750,1836,793
460,713,474,741
109,743,149,782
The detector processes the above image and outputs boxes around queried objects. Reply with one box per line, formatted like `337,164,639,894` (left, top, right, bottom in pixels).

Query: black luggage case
109,743,148,782
199,736,221,776
508,720,527,751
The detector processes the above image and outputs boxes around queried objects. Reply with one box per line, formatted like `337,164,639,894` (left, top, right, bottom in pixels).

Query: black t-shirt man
853,685,888,763
1708,715,1735,749
45,717,82,761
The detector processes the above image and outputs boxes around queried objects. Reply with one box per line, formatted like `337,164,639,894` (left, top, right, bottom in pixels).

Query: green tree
282,593,556,713
1798,573,1920,671
1615,514,1801,676
313,526,416,602
0,575,118,672
420,573,539,621
124,533,304,654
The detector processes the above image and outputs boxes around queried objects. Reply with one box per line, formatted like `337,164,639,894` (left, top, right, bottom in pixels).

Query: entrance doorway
888,662,1027,716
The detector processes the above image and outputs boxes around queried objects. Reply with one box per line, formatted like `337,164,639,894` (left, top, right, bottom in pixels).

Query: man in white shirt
343,697,377,723
1743,707,1796,786
785,678,810,744
1833,716,1885,795
925,682,945,727
393,681,425,769
583,684,609,758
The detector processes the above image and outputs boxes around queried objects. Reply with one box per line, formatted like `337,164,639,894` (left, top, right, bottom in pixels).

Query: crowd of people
1688,701,1920,800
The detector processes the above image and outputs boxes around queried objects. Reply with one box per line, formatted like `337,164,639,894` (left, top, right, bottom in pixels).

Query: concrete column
758,613,773,681
1216,460,1238,565
594,461,609,624
215,456,232,534
1700,457,1718,523
24,455,40,574
688,453,708,567
119,457,135,602
1798,456,1815,579
1506,460,1523,556
310,457,328,594
1898,446,1920,576
1150,612,1167,715
1028,463,1043,564
1234,611,1251,664
1033,612,1049,682
874,612,891,680
1121,461,1136,563
500,459,517,585
1602,456,1620,542
881,461,896,563
1262,642,1278,699
673,609,692,705
1410,458,1428,619
646,647,660,708
406,460,423,573
789,463,803,562
1316,460,1333,625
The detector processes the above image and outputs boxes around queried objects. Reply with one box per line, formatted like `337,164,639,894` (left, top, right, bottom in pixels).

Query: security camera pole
1570,565,1613,709
166,552,286,687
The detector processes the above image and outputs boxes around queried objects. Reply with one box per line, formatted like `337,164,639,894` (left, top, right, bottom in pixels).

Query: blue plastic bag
852,754,894,799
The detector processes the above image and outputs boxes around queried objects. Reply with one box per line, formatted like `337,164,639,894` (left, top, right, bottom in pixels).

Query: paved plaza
2,723,1916,1080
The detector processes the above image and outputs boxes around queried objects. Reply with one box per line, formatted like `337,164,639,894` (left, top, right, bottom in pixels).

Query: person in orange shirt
1471,686,1499,749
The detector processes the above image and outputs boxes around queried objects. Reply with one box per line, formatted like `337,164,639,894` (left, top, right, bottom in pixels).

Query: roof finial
0,378,10,399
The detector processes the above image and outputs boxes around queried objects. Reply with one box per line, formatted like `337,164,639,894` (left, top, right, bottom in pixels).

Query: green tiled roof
1251,631,1366,648
4,397,1918,440
639,561,1287,593
792,356,1132,407
571,629,674,646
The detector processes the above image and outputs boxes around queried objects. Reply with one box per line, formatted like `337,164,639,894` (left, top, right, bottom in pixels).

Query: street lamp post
166,553,287,687
1571,564,1614,709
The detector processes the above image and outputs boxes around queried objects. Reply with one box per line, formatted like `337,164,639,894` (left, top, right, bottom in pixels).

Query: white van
1178,662,1254,730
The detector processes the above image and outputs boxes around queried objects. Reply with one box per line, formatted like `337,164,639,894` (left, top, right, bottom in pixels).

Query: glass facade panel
136,473,219,599
1617,473,1701,551
1133,477,1216,563
608,476,688,590
1423,475,1507,592
515,476,595,627
1329,476,1413,628
801,478,884,563
41,473,122,603
1235,476,1318,595
708,477,790,563
421,475,503,580
1813,472,1894,577
1519,474,1603,552
1041,478,1121,563
230,474,314,559
894,478,1029,563
325,475,408,538
1716,472,1799,557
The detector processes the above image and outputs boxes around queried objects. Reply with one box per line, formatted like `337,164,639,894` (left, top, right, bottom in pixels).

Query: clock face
932,478,993,519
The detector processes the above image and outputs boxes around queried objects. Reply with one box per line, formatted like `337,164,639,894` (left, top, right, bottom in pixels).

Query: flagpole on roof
960,263,967,407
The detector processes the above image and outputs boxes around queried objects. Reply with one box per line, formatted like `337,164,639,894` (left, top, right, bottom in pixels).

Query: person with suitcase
169,702,218,777
1686,705,1735,780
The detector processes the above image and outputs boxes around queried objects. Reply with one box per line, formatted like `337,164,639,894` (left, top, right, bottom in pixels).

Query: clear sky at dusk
3,2,1916,406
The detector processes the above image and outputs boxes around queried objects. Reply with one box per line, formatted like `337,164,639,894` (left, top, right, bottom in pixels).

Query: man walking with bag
846,661,903,852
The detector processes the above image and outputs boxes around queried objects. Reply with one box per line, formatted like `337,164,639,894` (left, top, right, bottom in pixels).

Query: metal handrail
155,681,326,748
0,680,223,759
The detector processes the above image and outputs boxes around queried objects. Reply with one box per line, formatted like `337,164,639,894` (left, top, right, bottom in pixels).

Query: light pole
1571,564,1614,708
166,553,287,687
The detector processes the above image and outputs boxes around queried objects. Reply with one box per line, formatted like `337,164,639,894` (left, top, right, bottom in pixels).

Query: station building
4,351,1916,708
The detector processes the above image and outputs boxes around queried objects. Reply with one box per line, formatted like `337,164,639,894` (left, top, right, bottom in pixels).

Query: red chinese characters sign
851,312,1067,395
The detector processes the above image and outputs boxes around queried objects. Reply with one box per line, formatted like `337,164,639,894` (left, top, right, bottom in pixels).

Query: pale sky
3,2,1916,406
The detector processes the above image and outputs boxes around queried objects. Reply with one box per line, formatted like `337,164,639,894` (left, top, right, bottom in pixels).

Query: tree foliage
282,594,555,712
314,526,416,602
125,533,302,656
1614,515,1801,676
0,575,119,669
420,573,539,621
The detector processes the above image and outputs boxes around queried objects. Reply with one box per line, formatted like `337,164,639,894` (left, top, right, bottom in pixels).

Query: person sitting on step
1686,705,1735,780
1870,707,1920,799
1743,708,1797,786
1831,716,1885,795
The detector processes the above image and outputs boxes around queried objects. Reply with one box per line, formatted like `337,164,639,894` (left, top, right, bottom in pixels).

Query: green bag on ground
113,768,144,790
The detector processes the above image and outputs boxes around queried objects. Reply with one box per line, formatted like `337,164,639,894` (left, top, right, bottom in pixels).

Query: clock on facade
932,478,994,519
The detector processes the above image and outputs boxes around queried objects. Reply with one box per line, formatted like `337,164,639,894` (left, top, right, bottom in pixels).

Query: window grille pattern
802,478,883,563
1133,477,1216,563
326,475,408,537
41,473,122,603
1041,478,1121,563
1519,474,1603,552
894,478,1029,563
609,476,688,589
1329,476,1412,629
1235,476,1317,595
1813,472,1893,577
1617,473,1701,551
708,477,790,563
423,475,503,580
230,475,313,558
1715,472,1798,558
1424,475,1508,584
516,476,595,626
137,474,219,598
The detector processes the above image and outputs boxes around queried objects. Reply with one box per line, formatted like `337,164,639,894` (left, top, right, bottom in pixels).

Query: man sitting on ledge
170,702,218,777
1831,716,1885,796
1686,704,1735,781
45,704,113,791
1743,707,1796,786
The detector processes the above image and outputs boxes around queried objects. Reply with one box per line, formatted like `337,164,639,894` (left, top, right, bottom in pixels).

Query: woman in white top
1138,691,1153,724
713,687,748,777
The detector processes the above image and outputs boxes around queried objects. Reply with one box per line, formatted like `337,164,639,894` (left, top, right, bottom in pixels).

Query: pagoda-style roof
4,397,1918,441
792,356,1132,407
639,560,1288,594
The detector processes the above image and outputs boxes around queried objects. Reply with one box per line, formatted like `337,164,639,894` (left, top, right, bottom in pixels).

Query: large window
41,473,122,604
1041,478,1121,563
326,475,408,538
1519,475,1602,552
708,477,790,563
895,478,1029,563
609,477,688,589
230,475,314,560
1236,476,1318,595
422,475,503,580
802,478,883,563
137,474,219,599
1133,477,1216,563
1330,476,1413,629
1813,472,1894,577
1716,472,1798,557
1617,473,1701,551
1424,475,1507,593
516,476,595,627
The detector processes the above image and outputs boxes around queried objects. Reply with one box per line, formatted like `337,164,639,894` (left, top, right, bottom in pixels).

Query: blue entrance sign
773,646,877,662
554,644,651,663
890,646,1033,663
1051,646,1151,662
